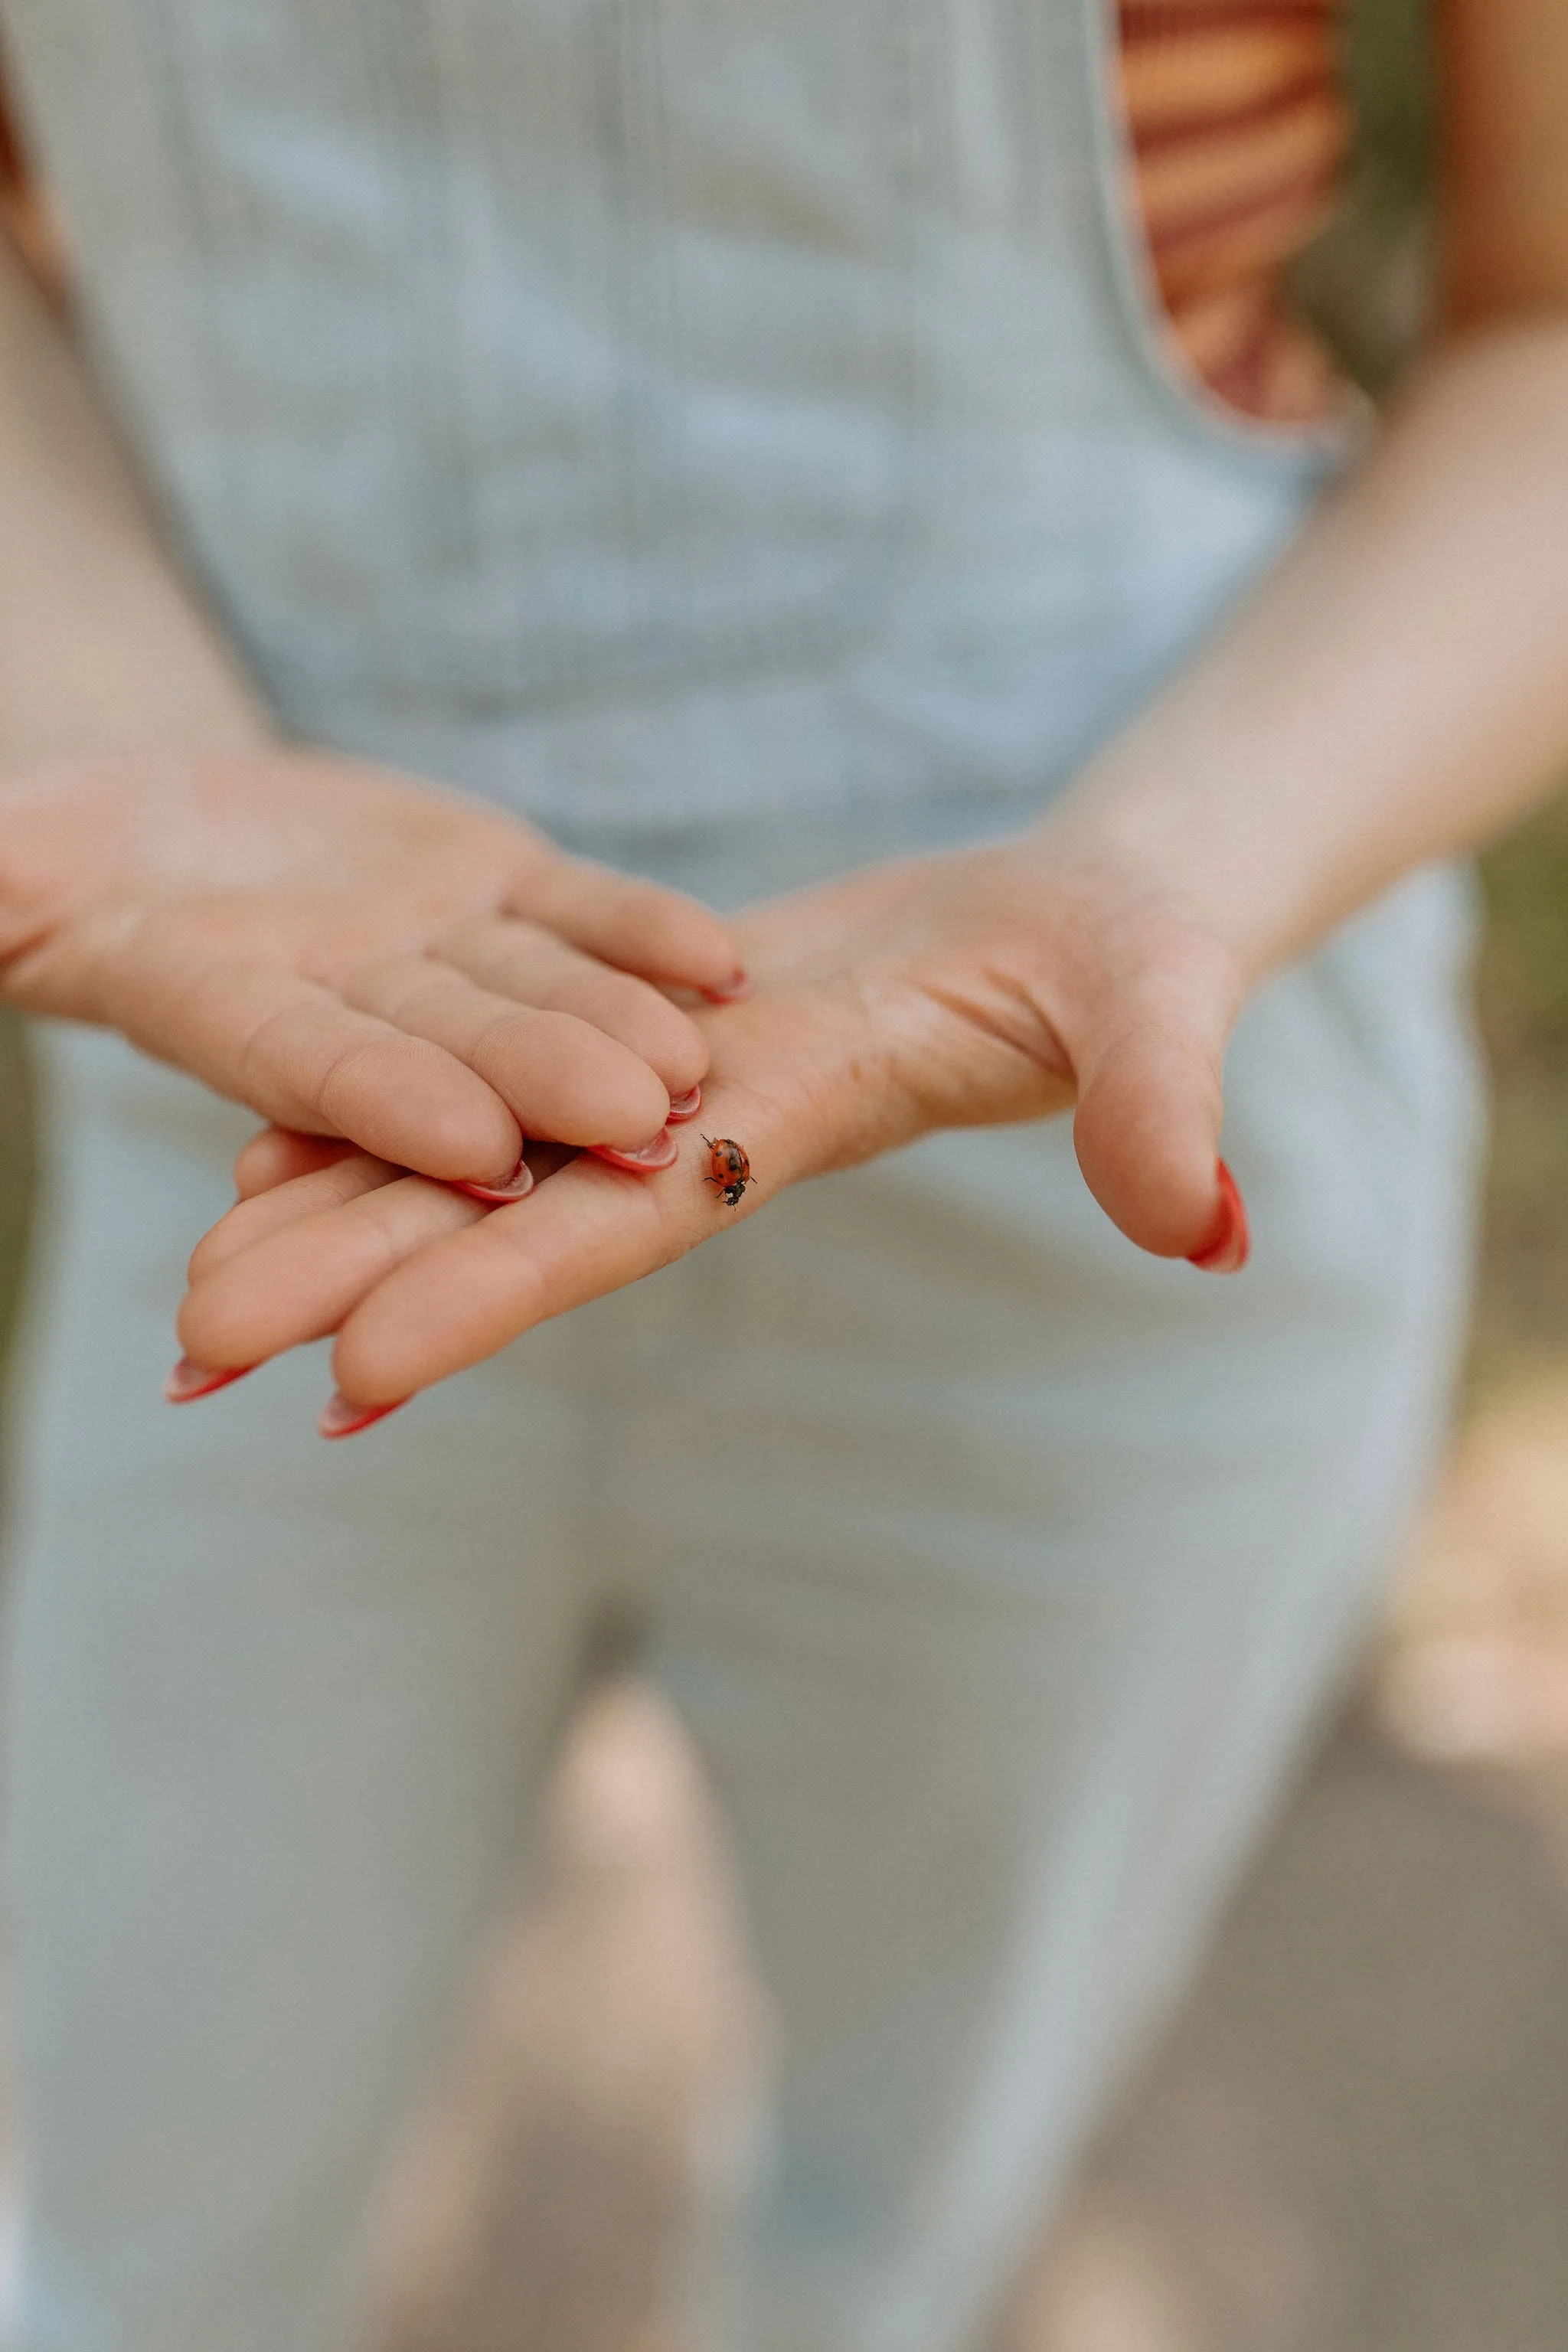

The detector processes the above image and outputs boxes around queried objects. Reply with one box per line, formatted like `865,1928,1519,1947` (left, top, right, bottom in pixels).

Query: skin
0,236,745,1179
2,744,743,1175
5,0,1568,1423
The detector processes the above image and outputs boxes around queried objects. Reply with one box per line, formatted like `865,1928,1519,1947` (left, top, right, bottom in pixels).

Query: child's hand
1,746,745,1181
175,821,1250,1432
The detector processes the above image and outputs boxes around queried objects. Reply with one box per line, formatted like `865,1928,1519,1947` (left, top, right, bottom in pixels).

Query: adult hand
0,747,745,1182
175,818,1252,1430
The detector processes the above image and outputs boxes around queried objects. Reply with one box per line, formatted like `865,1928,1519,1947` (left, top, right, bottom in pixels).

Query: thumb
1068,954,1248,1271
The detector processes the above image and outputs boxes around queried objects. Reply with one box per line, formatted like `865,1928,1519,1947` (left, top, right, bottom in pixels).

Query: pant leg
0,854,1479,2352
2,1028,603,2352
616,874,1481,2352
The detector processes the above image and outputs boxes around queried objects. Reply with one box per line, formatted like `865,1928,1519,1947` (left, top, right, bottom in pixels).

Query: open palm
177,825,1254,1425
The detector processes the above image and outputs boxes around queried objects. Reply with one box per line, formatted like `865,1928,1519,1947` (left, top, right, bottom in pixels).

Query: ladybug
703,1135,751,1207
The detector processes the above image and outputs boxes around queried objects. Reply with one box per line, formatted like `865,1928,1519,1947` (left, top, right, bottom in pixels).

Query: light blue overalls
0,4,1480,2348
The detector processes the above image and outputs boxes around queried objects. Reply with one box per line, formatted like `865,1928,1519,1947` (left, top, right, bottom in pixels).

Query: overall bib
0,4,1480,2349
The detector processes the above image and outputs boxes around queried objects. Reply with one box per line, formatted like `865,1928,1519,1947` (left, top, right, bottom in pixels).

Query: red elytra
703,1135,751,1206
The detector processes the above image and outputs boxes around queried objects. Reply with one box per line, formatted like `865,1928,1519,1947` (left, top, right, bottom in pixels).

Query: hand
175,820,1253,1428
0,746,746,1181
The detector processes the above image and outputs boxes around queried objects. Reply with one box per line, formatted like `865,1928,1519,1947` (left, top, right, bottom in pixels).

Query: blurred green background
1468,802,1568,1387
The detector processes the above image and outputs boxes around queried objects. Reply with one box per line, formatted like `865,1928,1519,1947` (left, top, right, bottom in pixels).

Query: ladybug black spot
703,1135,752,1207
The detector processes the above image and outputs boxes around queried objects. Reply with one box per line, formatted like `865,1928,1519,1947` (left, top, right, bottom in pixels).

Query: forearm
0,230,271,768
1065,316,1568,977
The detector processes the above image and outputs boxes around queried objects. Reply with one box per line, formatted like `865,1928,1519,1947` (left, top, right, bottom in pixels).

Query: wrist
1032,750,1311,989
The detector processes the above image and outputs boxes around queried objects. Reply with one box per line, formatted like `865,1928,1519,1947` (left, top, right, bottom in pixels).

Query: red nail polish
589,1127,680,1174
318,1393,410,1441
165,1357,254,1404
704,969,752,1004
1187,1159,1250,1275
665,1085,702,1123
454,1156,534,1206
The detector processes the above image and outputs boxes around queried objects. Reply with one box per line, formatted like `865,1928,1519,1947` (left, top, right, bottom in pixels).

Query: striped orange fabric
1119,0,1352,422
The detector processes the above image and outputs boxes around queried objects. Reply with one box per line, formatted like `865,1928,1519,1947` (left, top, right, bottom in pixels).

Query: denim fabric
2,0,1341,825
4,846,1478,2352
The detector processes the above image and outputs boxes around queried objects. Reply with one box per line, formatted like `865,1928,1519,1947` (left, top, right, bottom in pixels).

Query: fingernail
454,1156,534,1206
590,1127,680,1174
666,1086,702,1123
318,1393,410,1441
165,1357,253,1404
704,969,752,1004
1187,1159,1250,1275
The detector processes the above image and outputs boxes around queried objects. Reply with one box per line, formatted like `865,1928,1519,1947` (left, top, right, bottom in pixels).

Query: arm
0,229,743,1174
1080,328,1568,978
1044,0,1568,1237
180,0,1568,1419
1092,0,1568,956
0,227,273,763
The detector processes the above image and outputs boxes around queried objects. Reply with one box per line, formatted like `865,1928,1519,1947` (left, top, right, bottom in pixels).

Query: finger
518,858,749,1000
178,1172,485,1370
234,1129,360,1198
102,934,524,1181
1068,949,1243,1263
331,1112,776,1403
338,955,673,1150
435,915,711,1094
190,1151,402,1285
